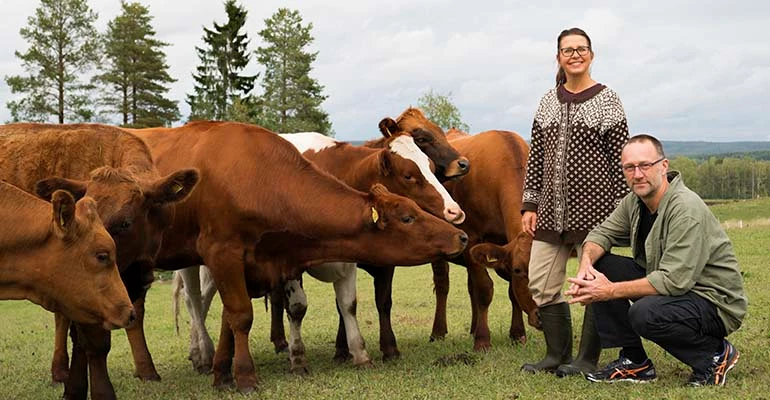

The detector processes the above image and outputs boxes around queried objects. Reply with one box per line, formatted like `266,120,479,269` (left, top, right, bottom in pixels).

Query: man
565,134,747,386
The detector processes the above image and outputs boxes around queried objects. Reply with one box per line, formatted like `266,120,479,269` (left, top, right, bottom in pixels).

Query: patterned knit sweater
522,83,629,244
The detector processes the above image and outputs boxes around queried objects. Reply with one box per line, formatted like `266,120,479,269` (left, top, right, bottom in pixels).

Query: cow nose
128,308,137,325
458,231,469,246
457,158,470,172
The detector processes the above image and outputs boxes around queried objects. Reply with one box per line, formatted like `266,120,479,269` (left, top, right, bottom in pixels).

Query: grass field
0,200,768,399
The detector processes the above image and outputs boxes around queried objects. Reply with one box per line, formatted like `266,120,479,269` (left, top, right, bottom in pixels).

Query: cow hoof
510,335,527,345
195,363,213,375
429,334,446,342
473,342,492,352
354,360,374,369
134,371,161,381
333,350,352,364
381,351,401,362
290,365,310,375
50,372,69,385
273,339,289,353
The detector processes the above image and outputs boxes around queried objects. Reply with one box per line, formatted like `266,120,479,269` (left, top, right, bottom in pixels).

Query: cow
367,107,470,182
0,123,200,400
0,181,134,330
173,129,467,374
334,129,540,361
126,121,467,393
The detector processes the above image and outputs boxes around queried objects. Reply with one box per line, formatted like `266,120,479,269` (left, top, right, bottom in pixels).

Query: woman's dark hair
556,27,592,87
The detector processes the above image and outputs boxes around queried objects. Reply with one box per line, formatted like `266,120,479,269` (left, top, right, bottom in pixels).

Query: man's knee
628,296,661,338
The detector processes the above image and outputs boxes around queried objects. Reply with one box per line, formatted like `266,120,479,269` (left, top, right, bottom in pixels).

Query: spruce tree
97,1,179,127
186,0,256,121
256,8,331,134
4,0,100,123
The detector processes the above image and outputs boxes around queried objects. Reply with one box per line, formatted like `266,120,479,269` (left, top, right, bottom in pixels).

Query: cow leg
51,313,71,384
508,279,526,344
363,264,400,361
269,287,289,353
467,261,494,351
126,295,161,381
80,326,117,400
333,303,351,362
197,265,218,368
430,260,450,341
212,310,235,390
62,325,88,400
203,241,258,393
333,266,371,367
180,266,215,374
511,276,540,331
284,279,310,374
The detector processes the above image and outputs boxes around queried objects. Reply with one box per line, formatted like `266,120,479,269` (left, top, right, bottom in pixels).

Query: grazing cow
0,181,134,329
345,129,540,360
174,130,466,374
0,123,200,400
127,121,467,392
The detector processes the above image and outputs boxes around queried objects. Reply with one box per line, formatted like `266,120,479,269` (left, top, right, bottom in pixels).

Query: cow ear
378,118,399,138
469,243,506,269
378,150,393,176
145,168,200,206
35,177,87,201
51,190,77,239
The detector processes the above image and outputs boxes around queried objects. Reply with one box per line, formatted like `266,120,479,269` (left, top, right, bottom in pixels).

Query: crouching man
566,134,747,386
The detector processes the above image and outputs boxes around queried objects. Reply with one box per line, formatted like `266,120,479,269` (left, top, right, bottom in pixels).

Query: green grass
1,208,769,399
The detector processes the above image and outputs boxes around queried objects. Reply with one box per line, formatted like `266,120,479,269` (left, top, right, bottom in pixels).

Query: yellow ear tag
485,255,498,263
171,182,184,194
371,207,379,223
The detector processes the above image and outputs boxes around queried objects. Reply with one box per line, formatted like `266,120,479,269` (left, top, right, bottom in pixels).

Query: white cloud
0,0,768,142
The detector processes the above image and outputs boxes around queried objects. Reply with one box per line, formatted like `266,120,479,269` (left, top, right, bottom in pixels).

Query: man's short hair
625,134,666,158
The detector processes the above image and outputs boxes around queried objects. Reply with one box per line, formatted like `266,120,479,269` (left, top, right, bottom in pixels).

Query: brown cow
0,182,134,329
0,123,200,400
344,129,540,361
127,121,467,392
173,130,467,374
367,107,470,181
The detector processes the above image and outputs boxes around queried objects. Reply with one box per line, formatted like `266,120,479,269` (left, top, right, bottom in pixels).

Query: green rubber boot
555,304,601,377
521,302,573,373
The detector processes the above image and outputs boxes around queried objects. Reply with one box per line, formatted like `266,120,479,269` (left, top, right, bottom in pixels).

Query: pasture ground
1,199,768,399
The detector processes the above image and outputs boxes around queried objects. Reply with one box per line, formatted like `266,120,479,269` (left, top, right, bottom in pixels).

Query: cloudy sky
1,0,768,142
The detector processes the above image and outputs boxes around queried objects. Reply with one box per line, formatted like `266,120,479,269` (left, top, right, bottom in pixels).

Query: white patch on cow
388,136,464,223
280,132,338,153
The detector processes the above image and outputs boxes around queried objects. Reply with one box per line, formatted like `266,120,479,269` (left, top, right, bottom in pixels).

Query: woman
520,27,629,377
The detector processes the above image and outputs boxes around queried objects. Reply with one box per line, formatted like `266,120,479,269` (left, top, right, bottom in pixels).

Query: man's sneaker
585,357,657,383
688,339,740,387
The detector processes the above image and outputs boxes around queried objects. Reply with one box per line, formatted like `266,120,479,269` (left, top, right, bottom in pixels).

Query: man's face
621,141,668,200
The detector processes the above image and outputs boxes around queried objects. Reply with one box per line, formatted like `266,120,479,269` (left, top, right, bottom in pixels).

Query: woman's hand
522,211,537,236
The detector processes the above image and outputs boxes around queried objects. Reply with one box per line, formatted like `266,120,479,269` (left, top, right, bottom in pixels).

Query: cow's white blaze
280,132,338,153
388,136,465,224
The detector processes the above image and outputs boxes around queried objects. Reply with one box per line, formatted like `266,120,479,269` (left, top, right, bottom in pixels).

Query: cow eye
404,174,415,182
401,215,415,224
95,252,111,265
110,219,133,235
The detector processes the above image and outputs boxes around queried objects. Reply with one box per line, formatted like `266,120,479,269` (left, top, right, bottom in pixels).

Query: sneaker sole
586,376,657,384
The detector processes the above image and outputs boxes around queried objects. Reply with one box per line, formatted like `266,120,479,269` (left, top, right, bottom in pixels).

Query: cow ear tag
171,182,184,194
485,255,498,263
371,207,379,223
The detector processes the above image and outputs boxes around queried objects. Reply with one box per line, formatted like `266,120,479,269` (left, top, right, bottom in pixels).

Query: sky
1,0,769,142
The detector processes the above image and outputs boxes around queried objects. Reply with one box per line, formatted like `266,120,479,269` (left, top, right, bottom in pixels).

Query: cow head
36,167,200,299
47,190,135,330
469,232,533,279
365,183,468,264
377,135,465,224
378,107,470,182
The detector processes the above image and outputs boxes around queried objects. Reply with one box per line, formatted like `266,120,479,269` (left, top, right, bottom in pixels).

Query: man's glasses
621,157,665,174
559,46,591,57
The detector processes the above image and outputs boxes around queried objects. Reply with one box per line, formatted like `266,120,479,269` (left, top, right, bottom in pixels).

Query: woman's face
557,34,593,78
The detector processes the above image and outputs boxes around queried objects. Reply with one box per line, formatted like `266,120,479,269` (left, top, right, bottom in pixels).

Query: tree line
5,0,332,134
670,155,770,199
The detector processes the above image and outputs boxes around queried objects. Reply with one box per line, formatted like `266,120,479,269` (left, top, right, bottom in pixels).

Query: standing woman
521,27,629,377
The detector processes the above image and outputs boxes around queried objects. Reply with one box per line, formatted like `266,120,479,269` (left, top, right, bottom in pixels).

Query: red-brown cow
173,129,467,374
127,121,467,392
367,107,470,181
0,182,134,329
0,123,200,400
347,129,540,360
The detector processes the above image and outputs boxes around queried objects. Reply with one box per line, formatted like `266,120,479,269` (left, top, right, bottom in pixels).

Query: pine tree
417,89,470,132
256,8,331,134
4,0,100,123
186,0,256,121
97,1,179,127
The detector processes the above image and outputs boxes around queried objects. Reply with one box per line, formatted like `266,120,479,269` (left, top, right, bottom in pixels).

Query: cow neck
304,144,380,192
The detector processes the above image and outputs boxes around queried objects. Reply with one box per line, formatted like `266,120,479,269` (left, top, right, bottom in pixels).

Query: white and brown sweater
522,83,629,244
